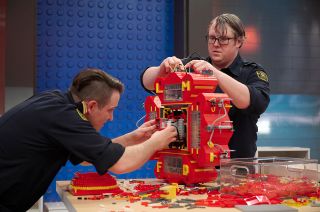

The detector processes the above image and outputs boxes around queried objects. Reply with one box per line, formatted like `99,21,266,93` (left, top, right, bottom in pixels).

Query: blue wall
37,0,174,201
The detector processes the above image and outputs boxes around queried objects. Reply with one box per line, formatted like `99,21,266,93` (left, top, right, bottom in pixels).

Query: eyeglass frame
205,35,236,45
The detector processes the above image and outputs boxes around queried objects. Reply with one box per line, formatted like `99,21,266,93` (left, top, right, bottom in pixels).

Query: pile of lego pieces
114,179,319,209
220,174,318,199
68,173,319,209
69,172,123,196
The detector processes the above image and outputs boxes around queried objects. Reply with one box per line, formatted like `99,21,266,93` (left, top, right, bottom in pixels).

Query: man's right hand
159,56,184,77
142,56,184,91
150,125,177,150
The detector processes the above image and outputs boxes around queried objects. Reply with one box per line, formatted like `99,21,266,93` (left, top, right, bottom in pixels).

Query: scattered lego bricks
117,180,318,209
68,174,320,209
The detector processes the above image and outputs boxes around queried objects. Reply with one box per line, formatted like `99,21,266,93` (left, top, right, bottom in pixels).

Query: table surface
56,180,320,212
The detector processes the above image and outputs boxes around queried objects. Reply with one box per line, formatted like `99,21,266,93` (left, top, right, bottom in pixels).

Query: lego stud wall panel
37,0,174,201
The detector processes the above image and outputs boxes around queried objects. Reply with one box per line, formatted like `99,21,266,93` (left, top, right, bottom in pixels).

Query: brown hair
70,68,124,108
208,13,246,44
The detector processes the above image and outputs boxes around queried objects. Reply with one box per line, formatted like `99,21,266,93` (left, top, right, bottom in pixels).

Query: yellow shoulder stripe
76,109,88,121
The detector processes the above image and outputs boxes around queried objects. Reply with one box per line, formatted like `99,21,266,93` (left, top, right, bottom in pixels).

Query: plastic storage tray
219,157,319,199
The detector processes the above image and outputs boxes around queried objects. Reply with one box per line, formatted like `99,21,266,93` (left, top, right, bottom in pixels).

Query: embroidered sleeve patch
256,70,269,82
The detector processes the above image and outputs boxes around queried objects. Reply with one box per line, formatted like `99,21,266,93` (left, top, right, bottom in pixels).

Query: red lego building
144,71,234,184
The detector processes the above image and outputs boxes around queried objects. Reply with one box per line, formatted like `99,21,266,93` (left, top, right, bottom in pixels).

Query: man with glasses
140,13,270,158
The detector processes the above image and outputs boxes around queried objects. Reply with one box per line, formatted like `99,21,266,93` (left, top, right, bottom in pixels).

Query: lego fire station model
144,68,234,184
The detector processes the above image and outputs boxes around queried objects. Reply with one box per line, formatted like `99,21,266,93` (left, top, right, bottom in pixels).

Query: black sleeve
68,137,125,175
47,106,125,175
140,66,154,93
92,138,125,175
243,66,270,115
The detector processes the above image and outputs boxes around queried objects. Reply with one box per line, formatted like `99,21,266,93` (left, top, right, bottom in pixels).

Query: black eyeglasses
205,35,235,45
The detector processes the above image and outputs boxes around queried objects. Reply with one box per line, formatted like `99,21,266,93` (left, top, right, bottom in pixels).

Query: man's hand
185,60,217,76
185,59,250,109
131,119,157,144
142,56,184,91
150,125,177,150
109,125,177,174
159,56,185,77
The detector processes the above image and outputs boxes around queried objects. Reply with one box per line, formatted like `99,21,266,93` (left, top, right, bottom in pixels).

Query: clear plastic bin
219,157,319,199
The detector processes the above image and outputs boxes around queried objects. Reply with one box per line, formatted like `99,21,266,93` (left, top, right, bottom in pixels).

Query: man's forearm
213,69,250,109
109,139,157,174
142,66,160,90
112,132,134,147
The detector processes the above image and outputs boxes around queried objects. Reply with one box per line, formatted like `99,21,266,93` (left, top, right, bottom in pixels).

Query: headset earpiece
75,101,87,114
81,101,88,114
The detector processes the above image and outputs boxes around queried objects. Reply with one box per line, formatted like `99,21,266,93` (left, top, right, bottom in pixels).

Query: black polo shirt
207,55,270,158
141,54,270,158
0,90,125,211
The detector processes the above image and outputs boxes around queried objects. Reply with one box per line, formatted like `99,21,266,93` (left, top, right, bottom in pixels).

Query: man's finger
142,125,156,132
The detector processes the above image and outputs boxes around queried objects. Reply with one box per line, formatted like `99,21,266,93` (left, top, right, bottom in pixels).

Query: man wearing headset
0,68,177,211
